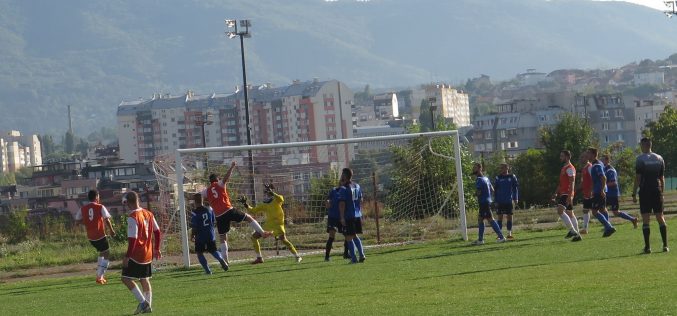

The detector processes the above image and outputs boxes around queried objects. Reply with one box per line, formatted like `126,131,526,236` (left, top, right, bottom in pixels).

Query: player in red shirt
121,191,161,315
552,150,582,241
577,153,593,234
75,189,116,284
201,161,270,264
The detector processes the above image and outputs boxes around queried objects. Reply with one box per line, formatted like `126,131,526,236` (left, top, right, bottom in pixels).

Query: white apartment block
117,79,354,166
0,131,42,173
634,71,664,86
633,99,671,144
424,84,471,127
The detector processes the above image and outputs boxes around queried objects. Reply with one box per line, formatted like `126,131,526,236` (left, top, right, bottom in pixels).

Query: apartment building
0,131,42,173
573,94,637,146
472,98,568,157
633,99,671,144
373,92,399,120
423,84,471,127
117,79,354,166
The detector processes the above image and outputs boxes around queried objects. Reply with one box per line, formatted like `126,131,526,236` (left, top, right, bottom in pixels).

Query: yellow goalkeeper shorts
263,222,286,237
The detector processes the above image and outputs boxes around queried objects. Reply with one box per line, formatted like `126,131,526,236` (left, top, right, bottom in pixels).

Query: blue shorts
605,196,619,211
478,203,493,219
591,193,606,211
327,217,343,233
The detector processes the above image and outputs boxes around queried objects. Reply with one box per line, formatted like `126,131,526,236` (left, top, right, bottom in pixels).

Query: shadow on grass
0,279,96,297
409,252,639,281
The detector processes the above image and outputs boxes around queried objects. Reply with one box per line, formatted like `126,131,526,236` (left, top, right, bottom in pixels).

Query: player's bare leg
219,233,229,264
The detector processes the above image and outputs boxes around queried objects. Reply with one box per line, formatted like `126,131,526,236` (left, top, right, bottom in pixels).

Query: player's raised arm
223,161,237,184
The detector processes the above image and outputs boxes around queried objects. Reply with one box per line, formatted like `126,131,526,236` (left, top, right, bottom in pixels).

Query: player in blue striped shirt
602,154,638,228
587,148,616,237
472,163,506,245
190,193,229,274
494,163,519,239
324,187,342,261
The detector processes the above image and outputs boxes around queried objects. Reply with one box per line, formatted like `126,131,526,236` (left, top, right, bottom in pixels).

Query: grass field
2,218,677,315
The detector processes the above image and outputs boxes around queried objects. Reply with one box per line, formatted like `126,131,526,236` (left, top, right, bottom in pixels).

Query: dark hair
88,189,99,202
192,193,202,204
640,137,652,146
209,174,218,182
560,150,571,159
341,168,353,180
601,153,611,161
473,162,483,170
587,147,598,158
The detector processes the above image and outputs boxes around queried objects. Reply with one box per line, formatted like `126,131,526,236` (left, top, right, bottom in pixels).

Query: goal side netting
152,131,467,268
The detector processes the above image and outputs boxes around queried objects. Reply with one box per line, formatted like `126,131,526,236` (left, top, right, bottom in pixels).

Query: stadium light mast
665,1,676,18
225,19,256,201
428,97,438,131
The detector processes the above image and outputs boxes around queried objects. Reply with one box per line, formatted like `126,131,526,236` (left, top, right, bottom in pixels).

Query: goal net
152,131,468,268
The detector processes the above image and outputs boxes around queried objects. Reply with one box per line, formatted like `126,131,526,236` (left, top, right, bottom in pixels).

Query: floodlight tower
225,19,256,201
665,1,676,18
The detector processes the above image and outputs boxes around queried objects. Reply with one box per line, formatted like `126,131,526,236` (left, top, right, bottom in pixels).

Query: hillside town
0,57,675,220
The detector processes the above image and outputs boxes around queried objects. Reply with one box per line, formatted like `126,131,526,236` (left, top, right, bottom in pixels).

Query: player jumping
201,161,271,264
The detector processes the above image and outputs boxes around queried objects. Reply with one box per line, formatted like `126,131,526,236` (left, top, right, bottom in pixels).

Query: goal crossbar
174,130,467,268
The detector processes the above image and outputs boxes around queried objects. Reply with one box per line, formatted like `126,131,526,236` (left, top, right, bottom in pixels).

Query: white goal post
172,130,467,268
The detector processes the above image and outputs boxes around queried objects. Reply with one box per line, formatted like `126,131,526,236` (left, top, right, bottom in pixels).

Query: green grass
2,218,677,315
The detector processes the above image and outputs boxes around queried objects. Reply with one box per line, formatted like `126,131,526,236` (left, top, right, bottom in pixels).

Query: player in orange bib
552,150,582,241
76,189,116,284
121,191,162,315
577,153,594,234
201,161,271,264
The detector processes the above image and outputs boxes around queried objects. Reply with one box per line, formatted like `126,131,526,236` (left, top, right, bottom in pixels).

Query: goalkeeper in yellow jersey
238,183,302,264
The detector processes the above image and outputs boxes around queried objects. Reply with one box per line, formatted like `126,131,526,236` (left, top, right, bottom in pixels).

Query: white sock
560,213,574,231
101,259,109,277
221,242,229,262
583,212,590,230
96,257,103,277
130,286,145,303
570,214,579,232
249,220,265,235
144,291,152,305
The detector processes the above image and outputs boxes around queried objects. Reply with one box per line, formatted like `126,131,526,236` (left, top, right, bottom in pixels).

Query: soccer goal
153,131,468,268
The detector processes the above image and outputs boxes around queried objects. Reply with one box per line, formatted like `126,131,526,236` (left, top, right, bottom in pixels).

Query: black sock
325,237,334,258
660,225,668,247
643,224,651,249
343,240,349,257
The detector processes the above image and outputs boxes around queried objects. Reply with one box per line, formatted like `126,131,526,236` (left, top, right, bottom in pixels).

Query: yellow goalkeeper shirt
248,193,285,225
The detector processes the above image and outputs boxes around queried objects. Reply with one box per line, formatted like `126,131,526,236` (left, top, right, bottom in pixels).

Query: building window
616,122,622,130
601,110,610,119
602,122,609,130
615,109,624,118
